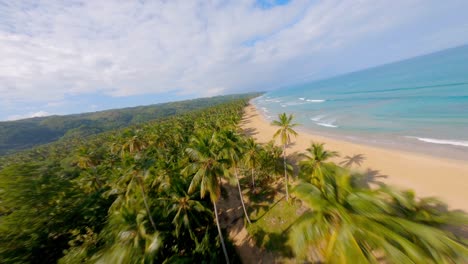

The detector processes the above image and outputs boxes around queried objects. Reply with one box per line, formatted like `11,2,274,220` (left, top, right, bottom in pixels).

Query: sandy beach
241,103,468,212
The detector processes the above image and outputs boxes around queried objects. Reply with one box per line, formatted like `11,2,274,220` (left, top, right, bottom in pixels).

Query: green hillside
0,93,258,155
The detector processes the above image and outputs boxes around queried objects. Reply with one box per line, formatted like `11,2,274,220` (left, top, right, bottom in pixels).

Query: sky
1,0,468,121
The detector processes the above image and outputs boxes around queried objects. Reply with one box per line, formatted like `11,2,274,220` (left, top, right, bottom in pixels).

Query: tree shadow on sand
240,127,258,137
352,168,388,188
340,153,366,168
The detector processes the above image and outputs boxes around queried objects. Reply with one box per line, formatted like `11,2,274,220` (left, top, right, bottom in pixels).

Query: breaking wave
407,137,468,147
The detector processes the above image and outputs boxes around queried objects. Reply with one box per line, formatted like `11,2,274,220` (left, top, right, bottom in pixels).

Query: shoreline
294,126,468,163
255,99,468,162
241,103,468,211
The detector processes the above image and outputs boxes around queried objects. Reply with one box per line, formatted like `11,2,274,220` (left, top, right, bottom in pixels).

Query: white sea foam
407,137,468,147
282,101,306,106
317,122,338,128
260,107,269,113
310,115,326,121
306,99,325,103
264,98,281,103
299,97,305,100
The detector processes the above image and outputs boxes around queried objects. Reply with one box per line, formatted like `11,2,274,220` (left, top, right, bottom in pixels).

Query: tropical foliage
0,96,254,263
290,142,468,263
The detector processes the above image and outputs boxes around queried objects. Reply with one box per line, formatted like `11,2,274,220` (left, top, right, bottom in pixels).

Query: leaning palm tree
217,130,251,224
112,167,158,232
182,132,231,264
272,113,298,201
290,168,468,263
299,142,339,189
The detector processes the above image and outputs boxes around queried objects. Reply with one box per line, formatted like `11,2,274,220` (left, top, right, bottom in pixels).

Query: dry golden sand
240,104,468,212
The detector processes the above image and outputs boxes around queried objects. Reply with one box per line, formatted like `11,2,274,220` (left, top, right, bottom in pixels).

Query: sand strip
240,104,468,211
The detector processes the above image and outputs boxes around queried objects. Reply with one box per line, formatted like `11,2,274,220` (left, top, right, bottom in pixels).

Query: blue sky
1,0,468,121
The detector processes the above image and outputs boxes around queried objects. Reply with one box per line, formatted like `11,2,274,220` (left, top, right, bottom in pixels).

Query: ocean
253,44,468,159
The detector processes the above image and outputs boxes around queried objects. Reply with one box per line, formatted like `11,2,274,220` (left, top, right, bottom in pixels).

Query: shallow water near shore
254,45,468,160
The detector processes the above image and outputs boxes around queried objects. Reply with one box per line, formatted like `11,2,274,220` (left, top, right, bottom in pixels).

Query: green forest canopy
0,95,255,263
0,93,259,156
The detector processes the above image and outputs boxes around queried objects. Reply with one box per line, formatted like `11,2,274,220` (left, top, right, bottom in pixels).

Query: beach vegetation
299,142,339,189
290,169,468,263
271,113,299,201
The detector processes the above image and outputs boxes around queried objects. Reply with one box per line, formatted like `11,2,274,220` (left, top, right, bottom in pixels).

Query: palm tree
120,130,147,157
162,185,212,246
289,168,468,263
183,132,231,264
96,204,162,263
261,140,284,179
272,113,298,201
112,167,158,232
218,130,251,224
243,137,261,189
135,170,157,231
299,142,339,189
76,147,96,169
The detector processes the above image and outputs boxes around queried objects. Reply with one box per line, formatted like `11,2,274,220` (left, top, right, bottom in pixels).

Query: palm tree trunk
235,168,251,224
138,177,157,231
251,167,255,189
283,144,289,201
213,200,230,264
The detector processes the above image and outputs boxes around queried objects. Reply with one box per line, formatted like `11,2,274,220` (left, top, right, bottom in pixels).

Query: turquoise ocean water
253,45,468,158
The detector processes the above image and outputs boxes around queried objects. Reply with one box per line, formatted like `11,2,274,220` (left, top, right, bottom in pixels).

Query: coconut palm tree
162,187,212,246
243,137,261,189
272,113,298,201
183,132,231,264
120,129,147,157
76,147,97,169
96,204,162,263
299,142,339,189
289,168,468,263
218,130,251,224
111,166,158,232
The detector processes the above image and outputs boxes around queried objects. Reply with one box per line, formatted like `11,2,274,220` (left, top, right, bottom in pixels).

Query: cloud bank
1,0,468,120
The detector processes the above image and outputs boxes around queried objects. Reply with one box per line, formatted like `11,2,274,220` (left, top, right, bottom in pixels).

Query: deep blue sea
254,45,468,157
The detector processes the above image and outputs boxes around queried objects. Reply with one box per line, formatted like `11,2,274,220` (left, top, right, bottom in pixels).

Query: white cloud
30,111,50,118
0,0,467,117
7,111,50,121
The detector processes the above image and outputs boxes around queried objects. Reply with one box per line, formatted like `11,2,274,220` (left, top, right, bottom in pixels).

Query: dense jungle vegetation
0,95,255,263
0,95,467,263
0,94,254,155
